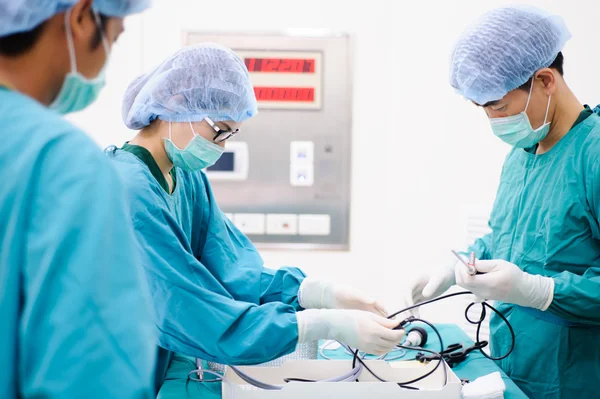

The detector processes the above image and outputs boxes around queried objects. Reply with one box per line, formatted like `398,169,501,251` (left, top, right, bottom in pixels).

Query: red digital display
245,58,315,73
254,87,315,102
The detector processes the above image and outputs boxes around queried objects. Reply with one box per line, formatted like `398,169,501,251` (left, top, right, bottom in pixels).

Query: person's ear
68,0,95,44
535,68,556,96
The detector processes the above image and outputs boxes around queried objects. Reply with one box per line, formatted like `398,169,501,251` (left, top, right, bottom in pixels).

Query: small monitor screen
207,152,235,172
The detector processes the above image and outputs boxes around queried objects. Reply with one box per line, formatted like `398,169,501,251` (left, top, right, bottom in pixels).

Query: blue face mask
50,8,109,115
489,81,552,148
163,122,225,171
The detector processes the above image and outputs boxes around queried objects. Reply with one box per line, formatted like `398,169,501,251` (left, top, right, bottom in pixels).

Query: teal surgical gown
0,87,156,398
107,146,306,386
467,107,600,399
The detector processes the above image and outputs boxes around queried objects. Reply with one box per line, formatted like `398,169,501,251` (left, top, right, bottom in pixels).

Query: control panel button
290,141,314,164
298,214,331,236
266,214,298,235
290,164,314,186
233,213,266,235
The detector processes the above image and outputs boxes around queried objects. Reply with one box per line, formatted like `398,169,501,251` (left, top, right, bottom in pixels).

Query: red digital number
297,88,314,101
245,58,255,72
244,58,316,73
263,59,280,72
304,59,315,73
254,87,315,102
294,60,304,73
286,88,296,101
272,88,281,100
278,60,291,72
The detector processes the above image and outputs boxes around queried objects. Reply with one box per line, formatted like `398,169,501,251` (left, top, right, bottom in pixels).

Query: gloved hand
403,261,457,318
455,259,555,310
299,278,387,316
296,309,405,356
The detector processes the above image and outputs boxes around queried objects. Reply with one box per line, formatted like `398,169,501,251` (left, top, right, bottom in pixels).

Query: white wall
68,0,600,324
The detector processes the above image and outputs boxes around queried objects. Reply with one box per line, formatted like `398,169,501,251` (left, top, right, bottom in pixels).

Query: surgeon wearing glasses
108,43,405,390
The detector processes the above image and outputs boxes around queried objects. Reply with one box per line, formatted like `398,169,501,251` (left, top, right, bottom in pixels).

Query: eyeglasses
204,117,240,143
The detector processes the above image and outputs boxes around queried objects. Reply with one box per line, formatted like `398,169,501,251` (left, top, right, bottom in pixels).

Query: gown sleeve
132,199,301,365
259,265,306,309
22,132,156,399
465,231,494,261
194,172,306,310
547,158,600,324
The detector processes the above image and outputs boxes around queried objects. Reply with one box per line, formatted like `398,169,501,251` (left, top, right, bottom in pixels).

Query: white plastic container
222,359,462,399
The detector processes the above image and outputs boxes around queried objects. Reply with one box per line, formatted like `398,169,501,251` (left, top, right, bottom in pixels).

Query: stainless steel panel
184,32,352,250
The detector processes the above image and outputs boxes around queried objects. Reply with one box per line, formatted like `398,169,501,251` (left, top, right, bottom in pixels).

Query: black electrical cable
391,291,514,361
399,345,444,386
465,301,515,361
209,291,515,391
387,291,474,319
350,291,515,387
350,348,386,382
283,378,316,383
397,318,446,386
348,350,420,390
350,317,445,389
352,292,466,386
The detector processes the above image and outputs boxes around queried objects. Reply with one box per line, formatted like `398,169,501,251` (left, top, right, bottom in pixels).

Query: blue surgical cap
122,43,258,130
450,5,571,105
0,0,151,37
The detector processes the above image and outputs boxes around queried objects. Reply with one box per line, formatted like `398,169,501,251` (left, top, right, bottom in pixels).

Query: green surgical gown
0,88,156,398
467,107,600,398
107,148,306,387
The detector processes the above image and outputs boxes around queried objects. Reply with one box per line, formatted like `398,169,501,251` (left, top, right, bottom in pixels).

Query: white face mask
489,81,552,148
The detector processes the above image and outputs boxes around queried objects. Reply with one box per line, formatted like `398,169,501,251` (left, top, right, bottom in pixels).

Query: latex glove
455,259,554,310
403,261,457,318
296,309,405,356
298,278,387,316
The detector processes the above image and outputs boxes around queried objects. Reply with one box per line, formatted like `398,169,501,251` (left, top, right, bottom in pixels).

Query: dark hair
91,13,109,50
0,11,108,57
0,21,47,56
517,51,564,91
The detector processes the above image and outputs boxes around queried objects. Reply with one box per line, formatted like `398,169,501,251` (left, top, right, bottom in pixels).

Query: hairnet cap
0,0,151,37
450,5,571,105
122,43,258,130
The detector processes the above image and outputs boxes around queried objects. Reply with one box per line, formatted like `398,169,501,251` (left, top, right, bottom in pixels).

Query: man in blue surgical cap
405,5,600,398
0,1,156,398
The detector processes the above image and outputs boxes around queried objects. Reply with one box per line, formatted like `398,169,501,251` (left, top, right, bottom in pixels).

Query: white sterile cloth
462,371,506,399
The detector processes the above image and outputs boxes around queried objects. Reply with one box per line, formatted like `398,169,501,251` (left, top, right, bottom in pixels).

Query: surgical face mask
163,122,225,171
50,9,110,114
489,81,552,148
